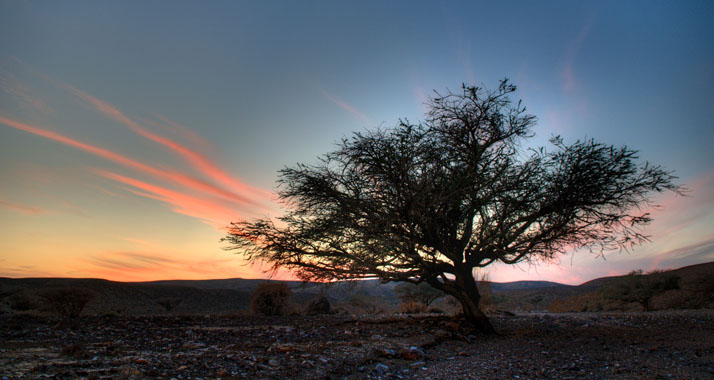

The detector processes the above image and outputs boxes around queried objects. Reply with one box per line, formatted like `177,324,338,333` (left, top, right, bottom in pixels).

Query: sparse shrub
393,282,444,308
305,296,331,315
601,269,680,311
10,291,38,311
250,282,292,316
678,272,714,308
157,297,182,312
399,300,426,314
348,293,389,315
548,293,602,313
39,287,96,321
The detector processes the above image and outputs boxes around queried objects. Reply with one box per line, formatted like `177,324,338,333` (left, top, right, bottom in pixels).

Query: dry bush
649,289,688,310
678,272,714,308
399,300,426,314
393,282,444,308
9,291,38,311
40,287,96,320
601,270,680,311
157,297,182,312
347,293,390,315
548,293,603,313
250,282,292,316
305,296,331,315
428,295,462,315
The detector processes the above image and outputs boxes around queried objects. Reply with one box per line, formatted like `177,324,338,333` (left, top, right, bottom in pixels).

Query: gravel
1,310,712,379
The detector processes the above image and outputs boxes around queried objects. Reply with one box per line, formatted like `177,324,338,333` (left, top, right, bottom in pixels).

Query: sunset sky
1,1,713,284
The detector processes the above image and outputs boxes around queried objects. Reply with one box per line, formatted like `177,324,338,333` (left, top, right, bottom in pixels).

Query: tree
393,282,444,308
224,80,681,333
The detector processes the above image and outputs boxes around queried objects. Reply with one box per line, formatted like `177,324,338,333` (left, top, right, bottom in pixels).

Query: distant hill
490,280,570,292
1,262,712,315
509,261,714,312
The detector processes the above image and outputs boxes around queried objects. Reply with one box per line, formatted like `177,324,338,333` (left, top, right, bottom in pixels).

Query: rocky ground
1,310,713,379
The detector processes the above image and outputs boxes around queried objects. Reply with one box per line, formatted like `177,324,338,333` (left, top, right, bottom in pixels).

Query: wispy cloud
318,87,374,125
86,251,179,272
561,14,596,92
658,236,714,261
0,199,44,215
0,264,56,278
82,251,258,281
0,70,53,114
148,114,216,155
0,115,267,211
63,85,274,202
94,169,251,228
645,169,714,240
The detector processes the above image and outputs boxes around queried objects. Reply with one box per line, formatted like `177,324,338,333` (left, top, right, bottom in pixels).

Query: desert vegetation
225,80,681,333
1,262,713,378
250,282,293,316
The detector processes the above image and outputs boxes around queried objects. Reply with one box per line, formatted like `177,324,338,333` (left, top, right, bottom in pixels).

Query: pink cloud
81,251,259,281
318,87,374,125
94,170,254,228
561,14,595,92
149,114,216,155
0,115,266,210
0,199,44,215
0,70,54,114
64,85,274,202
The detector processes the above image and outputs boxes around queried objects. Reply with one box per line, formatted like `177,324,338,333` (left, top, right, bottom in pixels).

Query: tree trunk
452,269,496,334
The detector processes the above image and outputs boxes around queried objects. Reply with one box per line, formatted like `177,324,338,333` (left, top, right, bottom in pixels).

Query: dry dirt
1,310,713,379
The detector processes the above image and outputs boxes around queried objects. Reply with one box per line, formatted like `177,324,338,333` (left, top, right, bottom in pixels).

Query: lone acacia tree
224,80,680,333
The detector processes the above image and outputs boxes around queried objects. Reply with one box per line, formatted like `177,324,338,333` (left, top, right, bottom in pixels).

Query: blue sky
1,1,712,283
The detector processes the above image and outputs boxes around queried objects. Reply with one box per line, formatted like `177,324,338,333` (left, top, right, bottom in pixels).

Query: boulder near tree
225,79,681,333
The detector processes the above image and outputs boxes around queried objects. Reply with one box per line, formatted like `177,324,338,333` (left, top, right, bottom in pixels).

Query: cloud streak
82,251,257,281
94,169,252,228
0,70,53,114
318,87,374,125
64,85,274,202
561,14,595,92
0,115,267,212
0,199,44,215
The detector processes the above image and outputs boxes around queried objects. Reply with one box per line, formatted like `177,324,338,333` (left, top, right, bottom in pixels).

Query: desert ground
2,310,713,379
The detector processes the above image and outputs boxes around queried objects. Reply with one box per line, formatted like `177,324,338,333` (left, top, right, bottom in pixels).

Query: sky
1,1,713,284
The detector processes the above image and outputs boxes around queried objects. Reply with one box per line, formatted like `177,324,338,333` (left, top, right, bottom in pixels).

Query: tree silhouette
224,79,681,333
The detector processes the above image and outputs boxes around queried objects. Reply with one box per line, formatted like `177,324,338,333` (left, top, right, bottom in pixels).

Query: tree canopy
224,79,681,332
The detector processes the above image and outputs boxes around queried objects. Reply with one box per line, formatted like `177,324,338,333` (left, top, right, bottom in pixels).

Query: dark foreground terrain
2,310,713,379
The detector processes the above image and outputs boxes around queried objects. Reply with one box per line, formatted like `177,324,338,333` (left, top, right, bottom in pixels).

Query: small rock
378,347,397,357
277,344,296,352
400,346,425,360
135,358,149,364
268,359,280,367
375,363,389,374
216,369,228,377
